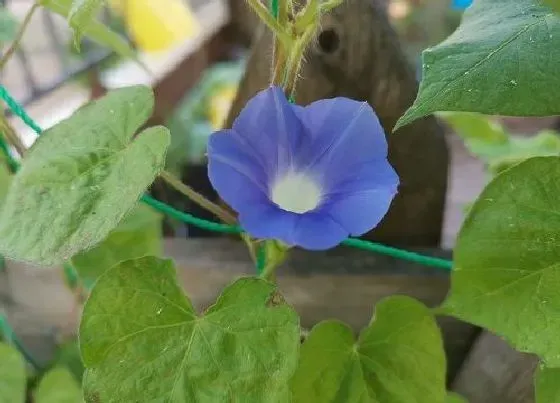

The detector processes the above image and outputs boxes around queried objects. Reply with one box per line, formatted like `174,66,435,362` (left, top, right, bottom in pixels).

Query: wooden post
226,0,449,247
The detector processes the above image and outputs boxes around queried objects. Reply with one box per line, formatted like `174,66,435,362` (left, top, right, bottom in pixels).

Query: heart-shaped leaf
0,343,26,403
80,256,300,402
0,86,169,265
290,296,446,403
443,156,560,366
397,0,560,130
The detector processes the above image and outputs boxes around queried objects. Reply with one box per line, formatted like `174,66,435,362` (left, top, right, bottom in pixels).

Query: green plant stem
0,111,26,157
0,2,40,72
245,0,291,46
159,170,237,225
283,25,316,95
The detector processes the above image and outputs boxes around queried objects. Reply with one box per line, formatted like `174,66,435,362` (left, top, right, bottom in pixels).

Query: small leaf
446,392,468,403
0,86,170,265
41,0,138,61
0,343,27,403
443,156,560,366
437,112,509,148
35,367,83,403
291,296,446,403
535,364,560,402
68,0,106,45
396,0,560,130
80,257,300,402
72,203,163,287
0,8,18,43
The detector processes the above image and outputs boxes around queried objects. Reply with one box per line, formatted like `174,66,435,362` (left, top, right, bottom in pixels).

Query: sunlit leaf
80,257,300,402
291,296,446,403
443,156,560,366
0,86,170,265
397,0,560,130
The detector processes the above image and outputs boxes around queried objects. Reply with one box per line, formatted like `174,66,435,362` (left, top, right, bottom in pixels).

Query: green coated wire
0,133,19,173
0,314,42,370
271,0,279,19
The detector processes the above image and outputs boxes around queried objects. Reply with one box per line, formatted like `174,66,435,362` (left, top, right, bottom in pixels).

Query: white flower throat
270,171,322,214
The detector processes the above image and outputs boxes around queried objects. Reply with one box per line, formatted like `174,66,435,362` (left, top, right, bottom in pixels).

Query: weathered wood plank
452,331,538,403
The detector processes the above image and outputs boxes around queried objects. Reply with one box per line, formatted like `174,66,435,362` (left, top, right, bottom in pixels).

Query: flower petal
238,202,297,244
297,97,388,180
321,161,399,236
292,213,348,250
232,86,305,176
207,129,269,212
325,189,397,236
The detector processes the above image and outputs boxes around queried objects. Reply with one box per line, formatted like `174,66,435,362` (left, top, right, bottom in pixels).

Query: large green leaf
40,0,137,61
35,367,83,403
68,0,106,45
290,296,446,403
0,343,26,403
443,157,560,366
396,0,560,130
0,8,18,43
80,257,300,402
0,86,170,265
72,203,162,287
535,365,560,402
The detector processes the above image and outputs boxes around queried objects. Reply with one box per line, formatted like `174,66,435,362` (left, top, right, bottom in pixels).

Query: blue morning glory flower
207,86,399,250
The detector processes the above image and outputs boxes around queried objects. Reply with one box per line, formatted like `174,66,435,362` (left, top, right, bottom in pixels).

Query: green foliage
543,0,560,12
535,365,560,402
80,257,300,402
291,296,446,403
0,7,18,44
34,367,83,403
396,0,560,130
446,392,468,403
0,86,170,265
443,157,560,366
40,0,137,61
438,112,560,175
0,343,26,403
68,0,106,46
50,341,85,383
72,203,163,287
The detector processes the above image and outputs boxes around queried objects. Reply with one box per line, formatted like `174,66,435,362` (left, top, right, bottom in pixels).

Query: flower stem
245,0,291,46
0,2,40,72
159,170,237,225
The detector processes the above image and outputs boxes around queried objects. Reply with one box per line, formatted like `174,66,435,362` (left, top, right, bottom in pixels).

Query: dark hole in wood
317,28,340,54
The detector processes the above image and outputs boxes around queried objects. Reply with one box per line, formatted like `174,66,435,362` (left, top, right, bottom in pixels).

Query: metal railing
0,0,120,107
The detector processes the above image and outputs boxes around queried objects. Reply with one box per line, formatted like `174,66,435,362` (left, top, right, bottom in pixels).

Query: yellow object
109,0,200,52
209,85,238,130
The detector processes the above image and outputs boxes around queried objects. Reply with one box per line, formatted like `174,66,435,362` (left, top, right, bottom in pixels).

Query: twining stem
0,2,40,71
159,170,237,225
283,25,316,95
245,0,291,46
0,111,26,157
